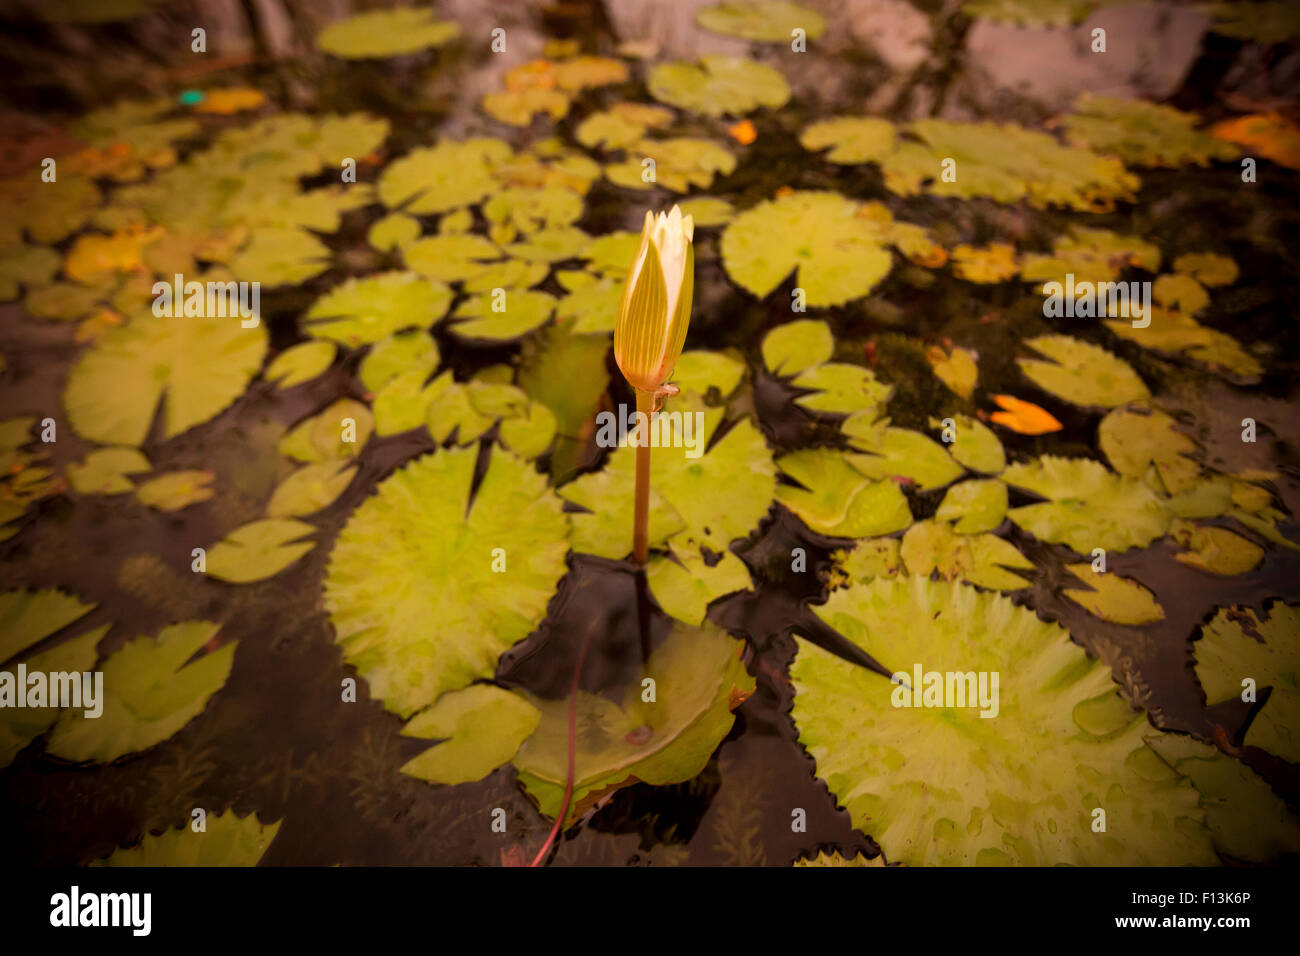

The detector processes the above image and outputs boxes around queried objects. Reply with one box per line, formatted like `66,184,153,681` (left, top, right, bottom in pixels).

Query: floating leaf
675,196,734,226
278,398,373,463
1017,335,1148,408
206,518,316,583
93,812,280,866
325,447,569,718
67,447,151,495
359,330,439,393
799,116,896,164
305,272,452,346
63,308,266,447
1106,309,1262,380
368,213,421,253
0,243,61,300
1063,563,1165,624
513,620,753,823
379,139,512,214
265,341,336,388
576,103,675,150
925,344,978,400
194,87,267,115
793,576,1215,865
696,1,826,41
401,685,541,785
960,0,1096,26
482,86,570,127
647,546,751,625
647,56,790,118
402,233,503,283
49,620,236,762
762,320,833,377
847,428,963,491
1195,602,1299,762
1020,227,1161,284
0,588,96,666
135,470,215,511
450,290,556,342
506,225,590,263
1171,521,1264,576
555,272,623,334
794,363,892,419
1153,273,1209,315
900,519,1032,590
776,448,911,538
606,138,736,193
1099,404,1199,494
951,243,1018,283
722,192,894,306
1002,455,1172,552
1208,112,1300,171
317,8,460,59
1061,95,1239,168
934,414,1004,474
935,479,1008,534
229,226,330,287
484,186,584,234
266,461,357,518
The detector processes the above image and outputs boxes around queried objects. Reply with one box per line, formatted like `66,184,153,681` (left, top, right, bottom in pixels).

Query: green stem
633,388,652,565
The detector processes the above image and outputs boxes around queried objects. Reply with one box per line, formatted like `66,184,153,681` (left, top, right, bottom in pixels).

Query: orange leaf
727,119,757,145
1208,112,1300,171
989,394,1062,435
195,87,267,115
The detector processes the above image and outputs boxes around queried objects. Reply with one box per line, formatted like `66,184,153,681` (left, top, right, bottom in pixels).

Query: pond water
1,0,1298,867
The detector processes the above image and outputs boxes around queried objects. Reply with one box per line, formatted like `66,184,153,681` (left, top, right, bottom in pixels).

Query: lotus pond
1,0,1299,868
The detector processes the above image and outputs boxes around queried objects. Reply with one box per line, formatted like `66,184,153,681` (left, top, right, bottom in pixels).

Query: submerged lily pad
513,620,753,823
317,9,460,59
266,461,357,518
93,812,280,866
401,684,541,785
1194,602,1299,763
134,470,215,511
793,576,1215,865
67,447,151,495
65,311,267,446
722,192,894,306
648,56,790,118
325,447,569,719
49,621,236,763
205,518,316,583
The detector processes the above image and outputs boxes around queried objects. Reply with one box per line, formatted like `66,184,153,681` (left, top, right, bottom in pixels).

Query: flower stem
633,388,652,564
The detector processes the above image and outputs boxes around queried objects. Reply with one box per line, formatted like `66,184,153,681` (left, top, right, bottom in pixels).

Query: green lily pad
576,103,675,150
1154,274,1210,315
605,138,736,193
92,812,280,866
67,447,151,495
925,344,978,400
696,1,826,41
762,319,833,377
722,192,895,306
1061,94,1239,168
506,225,590,263
229,226,331,287
1017,335,1149,408
367,212,422,253
880,119,1139,212
402,234,503,283
554,272,623,334
776,448,912,538
675,196,735,227
1002,455,1172,553
372,369,446,437
931,414,1005,474
48,620,236,762
305,272,453,347
379,139,512,214
317,8,460,59
358,330,439,393
24,282,104,322
265,341,336,389
1099,404,1200,495
935,479,1008,534
449,290,557,342
135,470,215,511
5,175,100,243
794,575,1216,865
900,519,1032,591
0,243,61,300
325,446,569,719
1020,227,1161,284
647,56,790,118
847,427,964,491
400,684,541,785
482,87,571,127
830,538,903,586
205,518,316,583
1106,309,1262,381
0,588,96,668
484,186,584,235
1171,521,1264,576
513,620,753,823
1195,602,1299,762
647,544,751,625
278,398,373,463
1173,252,1238,287
64,310,267,446
800,116,897,164
1063,563,1165,625
266,461,357,518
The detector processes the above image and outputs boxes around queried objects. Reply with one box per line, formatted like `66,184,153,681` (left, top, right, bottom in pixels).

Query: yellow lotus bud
614,205,695,394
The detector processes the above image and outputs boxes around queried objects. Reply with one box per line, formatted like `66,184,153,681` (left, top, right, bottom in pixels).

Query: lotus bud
614,205,695,395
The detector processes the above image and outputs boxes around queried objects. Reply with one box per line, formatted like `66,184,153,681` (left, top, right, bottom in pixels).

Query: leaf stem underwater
632,388,653,564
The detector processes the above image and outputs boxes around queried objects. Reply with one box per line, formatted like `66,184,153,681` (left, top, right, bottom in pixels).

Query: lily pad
48,620,236,762
721,192,894,306
358,330,439,393
265,341,336,389
1017,335,1149,408
1099,404,1199,494
93,812,280,866
1173,252,1238,288
1194,602,1299,762
325,447,569,718
576,103,675,150
1020,227,1161,284
367,213,421,253
229,226,331,287
266,461,357,518
206,519,316,583
449,290,557,342
67,447,151,495
925,344,978,400
64,310,267,446
776,448,912,538
1106,309,1262,381
846,427,964,491
317,8,460,59
935,479,1008,534
800,116,896,164
1061,95,1239,168
400,684,541,785
647,56,791,118
606,138,736,193
379,139,512,214
513,620,753,823
696,1,826,42
762,319,833,377
134,470,215,511
1063,563,1165,625
279,398,373,463
931,414,1004,474
793,576,1216,865
1171,521,1264,576
305,272,452,346
899,520,1032,591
